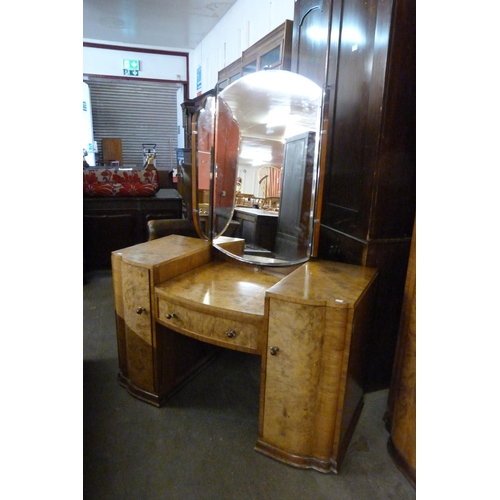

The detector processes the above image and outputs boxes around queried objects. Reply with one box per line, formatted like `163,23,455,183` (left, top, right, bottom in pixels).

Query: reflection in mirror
192,94,215,239
192,93,241,240
274,130,316,261
257,165,281,205
194,70,322,266
213,98,240,237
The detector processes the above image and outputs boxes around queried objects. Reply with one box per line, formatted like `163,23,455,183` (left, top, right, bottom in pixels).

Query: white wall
189,0,295,97
83,45,188,81
82,0,295,138
83,0,294,98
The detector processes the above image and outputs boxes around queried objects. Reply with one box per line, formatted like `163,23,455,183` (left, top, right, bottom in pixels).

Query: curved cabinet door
122,262,155,394
256,260,378,473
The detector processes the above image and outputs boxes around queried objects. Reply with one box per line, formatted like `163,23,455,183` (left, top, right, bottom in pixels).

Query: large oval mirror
193,70,323,266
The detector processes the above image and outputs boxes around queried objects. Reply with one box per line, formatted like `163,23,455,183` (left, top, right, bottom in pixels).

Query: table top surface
234,207,279,217
155,260,282,318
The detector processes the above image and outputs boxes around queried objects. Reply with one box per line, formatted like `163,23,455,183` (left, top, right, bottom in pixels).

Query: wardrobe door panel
291,0,332,87
322,0,382,240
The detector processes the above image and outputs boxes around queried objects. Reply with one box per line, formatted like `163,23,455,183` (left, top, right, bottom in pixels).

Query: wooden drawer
214,317,259,350
157,296,260,352
157,298,214,337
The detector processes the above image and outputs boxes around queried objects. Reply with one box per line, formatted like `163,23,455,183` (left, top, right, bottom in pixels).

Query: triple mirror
191,70,322,266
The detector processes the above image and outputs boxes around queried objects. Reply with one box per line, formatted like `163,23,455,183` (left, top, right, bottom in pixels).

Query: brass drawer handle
226,329,237,338
136,307,146,314
270,346,280,356
165,313,176,319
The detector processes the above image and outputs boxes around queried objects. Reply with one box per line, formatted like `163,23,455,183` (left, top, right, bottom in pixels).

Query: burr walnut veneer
112,235,378,473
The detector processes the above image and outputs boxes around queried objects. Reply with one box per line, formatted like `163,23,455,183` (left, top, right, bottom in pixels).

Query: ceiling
83,0,239,50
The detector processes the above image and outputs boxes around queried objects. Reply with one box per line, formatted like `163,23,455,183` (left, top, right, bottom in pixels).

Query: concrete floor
83,270,416,500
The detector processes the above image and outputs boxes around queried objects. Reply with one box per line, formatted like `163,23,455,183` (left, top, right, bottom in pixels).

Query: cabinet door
218,20,293,90
122,262,155,393
291,0,332,87
262,298,327,457
261,295,355,471
319,0,415,241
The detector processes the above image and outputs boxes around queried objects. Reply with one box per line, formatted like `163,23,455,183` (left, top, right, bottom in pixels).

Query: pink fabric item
84,168,160,197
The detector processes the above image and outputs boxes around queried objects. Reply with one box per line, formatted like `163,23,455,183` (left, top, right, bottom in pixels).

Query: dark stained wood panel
291,0,332,87
292,0,415,390
321,0,415,241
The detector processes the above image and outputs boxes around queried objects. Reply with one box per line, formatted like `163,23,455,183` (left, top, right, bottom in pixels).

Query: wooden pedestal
112,235,378,472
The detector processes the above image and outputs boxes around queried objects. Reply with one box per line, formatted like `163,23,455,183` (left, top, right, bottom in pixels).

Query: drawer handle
226,329,237,338
270,346,280,356
165,313,176,319
136,307,146,314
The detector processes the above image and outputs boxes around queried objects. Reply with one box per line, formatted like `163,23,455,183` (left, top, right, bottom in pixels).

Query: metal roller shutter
87,77,181,170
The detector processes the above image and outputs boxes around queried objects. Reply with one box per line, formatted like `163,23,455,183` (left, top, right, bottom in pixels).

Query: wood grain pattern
256,259,378,473
111,252,127,376
263,299,329,453
155,261,281,319
295,0,415,390
155,260,281,354
112,235,216,404
121,262,155,393
122,262,152,345
157,296,260,353
118,234,211,269
112,236,379,473
387,221,416,487
266,259,377,306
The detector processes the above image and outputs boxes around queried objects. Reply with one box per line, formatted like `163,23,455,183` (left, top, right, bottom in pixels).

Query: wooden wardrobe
385,221,416,487
291,0,416,390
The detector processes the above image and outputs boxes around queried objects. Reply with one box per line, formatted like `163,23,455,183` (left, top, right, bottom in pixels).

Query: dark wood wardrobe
291,0,416,390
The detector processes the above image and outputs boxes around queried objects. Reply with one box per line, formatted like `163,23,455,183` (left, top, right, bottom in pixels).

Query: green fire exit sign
123,59,140,76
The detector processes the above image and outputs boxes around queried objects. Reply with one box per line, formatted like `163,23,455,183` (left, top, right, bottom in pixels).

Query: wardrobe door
324,0,415,241
291,0,332,87
292,0,416,389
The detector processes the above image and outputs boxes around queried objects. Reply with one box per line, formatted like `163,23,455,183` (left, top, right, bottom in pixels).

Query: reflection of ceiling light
236,281,267,295
306,26,328,42
202,290,211,305
266,107,291,129
240,149,272,162
341,26,365,45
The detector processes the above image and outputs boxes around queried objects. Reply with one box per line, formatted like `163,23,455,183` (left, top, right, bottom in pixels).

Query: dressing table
111,71,378,473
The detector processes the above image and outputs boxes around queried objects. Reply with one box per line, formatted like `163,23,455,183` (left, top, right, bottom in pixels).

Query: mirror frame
191,71,323,266
191,90,216,240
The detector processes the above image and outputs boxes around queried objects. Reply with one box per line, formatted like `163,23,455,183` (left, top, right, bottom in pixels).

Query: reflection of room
257,166,281,199
190,71,321,263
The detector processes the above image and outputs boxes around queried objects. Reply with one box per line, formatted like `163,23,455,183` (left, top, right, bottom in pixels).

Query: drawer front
157,297,259,351
215,318,259,350
157,298,215,337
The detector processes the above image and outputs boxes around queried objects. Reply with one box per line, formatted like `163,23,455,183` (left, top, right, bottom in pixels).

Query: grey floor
83,270,416,500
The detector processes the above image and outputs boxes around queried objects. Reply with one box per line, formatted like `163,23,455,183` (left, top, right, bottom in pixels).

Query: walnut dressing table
112,234,378,473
